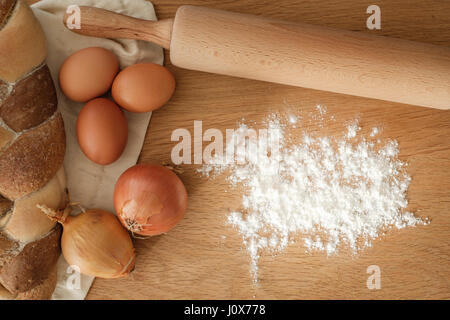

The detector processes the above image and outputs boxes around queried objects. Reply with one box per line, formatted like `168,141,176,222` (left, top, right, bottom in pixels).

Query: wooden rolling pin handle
63,6,173,50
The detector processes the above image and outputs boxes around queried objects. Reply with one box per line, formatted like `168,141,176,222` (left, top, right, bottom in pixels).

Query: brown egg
111,63,175,113
76,98,128,165
59,47,119,102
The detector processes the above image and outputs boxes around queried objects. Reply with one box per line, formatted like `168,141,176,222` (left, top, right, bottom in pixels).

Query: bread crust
0,78,11,104
15,263,57,300
0,0,46,82
0,0,16,29
0,112,66,200
0,263,57,300
0,195,12,219
0,125,14,150
3,167,66,243
0,64,57,132
0,0,64,299
0,283,16,299
0,225,61,293
0,232,19,269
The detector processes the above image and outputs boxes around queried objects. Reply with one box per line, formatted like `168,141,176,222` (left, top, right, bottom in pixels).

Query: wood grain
45,0,450,299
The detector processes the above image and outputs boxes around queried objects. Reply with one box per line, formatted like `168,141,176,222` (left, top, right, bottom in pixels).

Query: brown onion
39,206,135,278
114,164,188,236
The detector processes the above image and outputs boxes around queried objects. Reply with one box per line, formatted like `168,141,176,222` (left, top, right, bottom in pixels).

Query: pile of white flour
198,108,427,282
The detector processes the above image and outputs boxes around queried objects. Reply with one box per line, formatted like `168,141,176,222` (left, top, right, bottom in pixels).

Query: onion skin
61,209,135,279
114,164,188,236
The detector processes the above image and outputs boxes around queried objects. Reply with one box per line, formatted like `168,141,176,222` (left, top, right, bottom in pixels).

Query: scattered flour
198,107,427,282
346,121,361,139
287,114,298,125
316,104,326,115
370,127,380,137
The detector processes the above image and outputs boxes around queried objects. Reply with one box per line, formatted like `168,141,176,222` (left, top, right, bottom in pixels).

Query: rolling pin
64,5,450,110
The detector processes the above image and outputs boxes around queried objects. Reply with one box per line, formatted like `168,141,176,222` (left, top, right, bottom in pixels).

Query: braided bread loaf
0,0,66,299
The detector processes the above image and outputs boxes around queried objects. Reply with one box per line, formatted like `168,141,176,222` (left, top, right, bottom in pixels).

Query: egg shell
59,47,119,102
111,63,175,113
76,98,128,165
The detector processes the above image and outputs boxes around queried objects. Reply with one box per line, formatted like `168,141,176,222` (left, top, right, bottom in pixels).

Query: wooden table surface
74,0,450,299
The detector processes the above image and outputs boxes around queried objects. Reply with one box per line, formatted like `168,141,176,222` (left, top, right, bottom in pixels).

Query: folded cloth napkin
31,0,164,300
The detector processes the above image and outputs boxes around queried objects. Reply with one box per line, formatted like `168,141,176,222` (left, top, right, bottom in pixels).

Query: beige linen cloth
31,0,164,299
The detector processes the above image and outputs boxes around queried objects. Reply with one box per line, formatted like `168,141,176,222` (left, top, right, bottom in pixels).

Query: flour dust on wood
197,106,428,283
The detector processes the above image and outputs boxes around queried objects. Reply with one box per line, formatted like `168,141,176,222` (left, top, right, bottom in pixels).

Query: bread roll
0,0,46,82
0,0,67,300
3,168,66,243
